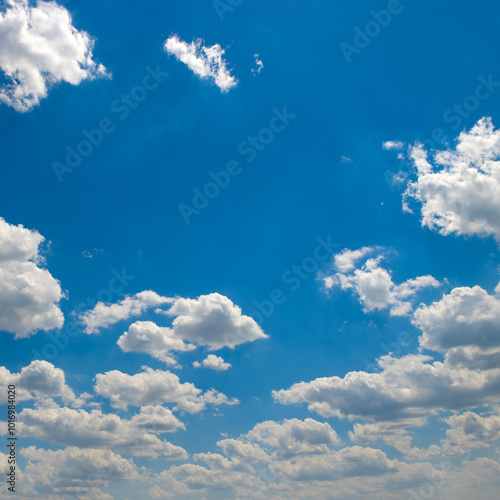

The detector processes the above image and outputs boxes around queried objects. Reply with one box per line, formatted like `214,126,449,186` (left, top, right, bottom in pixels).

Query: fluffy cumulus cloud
0,360,83,406
193,354,231,371
270,446,397,482
19,404,187,459
94,366,238,413
164,35,237,92
20,446,138,498
79,291,173,334
156,292,267,350
323,247,440,316
152,417,486,500
414,285,500,369
442,409,500,452
402,117,500,241
107,292,266,365
0,217,64,338
272,354,500,421
118,320,195,367
245,418,340,458
0,0,108,112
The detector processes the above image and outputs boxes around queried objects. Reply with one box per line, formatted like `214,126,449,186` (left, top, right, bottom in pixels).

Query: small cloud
251,54,263,75
341,156,353,163
82,251,93,259
383,141,405,151
193,354,231,371
164,35,237,92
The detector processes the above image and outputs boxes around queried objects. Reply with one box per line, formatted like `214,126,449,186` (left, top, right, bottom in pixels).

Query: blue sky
1,0,500,498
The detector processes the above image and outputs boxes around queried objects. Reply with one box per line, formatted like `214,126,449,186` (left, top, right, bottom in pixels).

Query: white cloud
161,462,256,491
19,404,187,459
118,320,195,366
108,293,266,362
149,485,174,499
20,446,138,498
193,355,231,371
245,418,340,458
157,292,267,350
214,439,270,466
94,366,238,413
349,421,415,453
0,0,108,112
252,54,263,75
79,291,173,334
270,446,397,482
0,217,64,338
442,410,500,452
332,246,375,273
0,360,82,405
324,247,440,316
273,354,500,421
149,413,500,499
402,117,500,241
164,35,237,92
414,285,500,369
383,140,405,150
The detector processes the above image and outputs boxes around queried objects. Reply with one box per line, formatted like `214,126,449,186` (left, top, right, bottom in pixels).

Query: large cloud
245,418,340,458
94,366,238,413
0,360,82,406
402,117,500,241
323,247,440,316
442,409,500,452
272,354,500,421
0,217,64,338
120,292,267,357
164,35,237,92
414,285,500,369
0,0,108,112
19,404,187,459
20,446,138,499
161,293,268,349
117,320,195,367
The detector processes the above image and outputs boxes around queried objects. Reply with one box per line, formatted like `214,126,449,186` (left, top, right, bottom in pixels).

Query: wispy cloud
164,34,237,92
